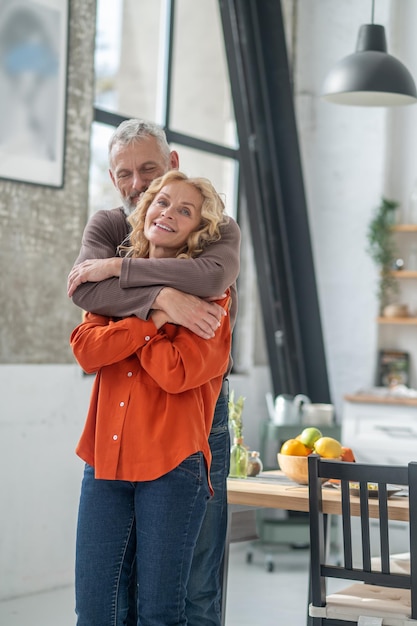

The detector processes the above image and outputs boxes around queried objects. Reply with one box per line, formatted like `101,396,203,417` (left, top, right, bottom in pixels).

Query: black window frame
92,0,330,402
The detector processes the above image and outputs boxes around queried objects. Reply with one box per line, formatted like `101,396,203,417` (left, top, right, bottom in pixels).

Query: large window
89,0,239,219
88,0,263,374
87,1,327,396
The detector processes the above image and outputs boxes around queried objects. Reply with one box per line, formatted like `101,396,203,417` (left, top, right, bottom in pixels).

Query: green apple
298,427,322,450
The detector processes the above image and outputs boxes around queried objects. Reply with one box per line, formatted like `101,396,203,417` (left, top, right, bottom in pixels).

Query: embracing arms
70,298,231,393
68,208,240,336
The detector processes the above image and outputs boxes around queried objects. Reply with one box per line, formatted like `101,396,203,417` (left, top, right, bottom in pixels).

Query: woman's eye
179,207,191,216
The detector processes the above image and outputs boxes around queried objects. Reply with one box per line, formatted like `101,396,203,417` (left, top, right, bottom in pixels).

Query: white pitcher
273,393,311,425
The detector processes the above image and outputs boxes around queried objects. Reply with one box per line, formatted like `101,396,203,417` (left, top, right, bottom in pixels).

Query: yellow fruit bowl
277,453,310,485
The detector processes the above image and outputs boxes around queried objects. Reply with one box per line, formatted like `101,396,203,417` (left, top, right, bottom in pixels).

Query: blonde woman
71,171,232,626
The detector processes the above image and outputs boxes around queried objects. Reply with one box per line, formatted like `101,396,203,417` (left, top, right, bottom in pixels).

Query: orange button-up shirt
70,295,231,488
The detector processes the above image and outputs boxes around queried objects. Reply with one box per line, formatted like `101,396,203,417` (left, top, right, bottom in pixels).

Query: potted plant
228,390,248,478
366,196,400,312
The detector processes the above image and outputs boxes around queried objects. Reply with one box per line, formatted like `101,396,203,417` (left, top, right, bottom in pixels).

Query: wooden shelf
344,393,417,406
391,224,417,232
389,270,417,278
377,316,417,325
377,225,417,388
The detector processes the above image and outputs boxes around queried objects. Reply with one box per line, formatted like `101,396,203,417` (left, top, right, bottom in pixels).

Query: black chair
307,454,417,625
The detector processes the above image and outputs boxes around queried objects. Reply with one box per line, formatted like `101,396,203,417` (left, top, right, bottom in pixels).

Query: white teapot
273,393,311,425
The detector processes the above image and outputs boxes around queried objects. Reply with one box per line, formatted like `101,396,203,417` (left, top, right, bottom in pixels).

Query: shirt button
120,401,125,407
127,371,133,377
113,435,118,441
145,335,151,341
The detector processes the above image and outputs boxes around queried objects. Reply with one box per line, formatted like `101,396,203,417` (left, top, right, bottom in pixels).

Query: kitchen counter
344,392,417,406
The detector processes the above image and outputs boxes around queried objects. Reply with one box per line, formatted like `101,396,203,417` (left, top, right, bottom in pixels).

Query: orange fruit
280,438,311,456
340,446,356,462
314,436,342,459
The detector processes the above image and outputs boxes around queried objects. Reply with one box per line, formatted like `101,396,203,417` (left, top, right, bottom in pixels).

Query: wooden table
222,471,409,625
227,470,409,522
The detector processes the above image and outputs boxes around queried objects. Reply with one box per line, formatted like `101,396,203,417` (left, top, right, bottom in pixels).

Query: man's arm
119,218,240,297
69,207,163,319
73,207,129,264
70,210,240,310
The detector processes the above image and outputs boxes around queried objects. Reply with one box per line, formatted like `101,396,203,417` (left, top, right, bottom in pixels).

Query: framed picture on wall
377,349,410,388
0,0,69,188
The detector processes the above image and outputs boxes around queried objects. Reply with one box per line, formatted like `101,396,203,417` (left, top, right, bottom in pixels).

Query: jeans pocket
178,452,207,484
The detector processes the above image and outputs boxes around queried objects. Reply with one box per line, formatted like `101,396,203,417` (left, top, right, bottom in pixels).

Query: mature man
68,118,240,625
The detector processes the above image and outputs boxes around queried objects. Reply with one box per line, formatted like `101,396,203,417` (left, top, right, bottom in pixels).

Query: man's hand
153,287,227,339
67,258,123,296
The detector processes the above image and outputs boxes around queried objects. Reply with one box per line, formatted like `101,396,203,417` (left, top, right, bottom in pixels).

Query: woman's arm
70,312,158,374
138,296,231,393
70,298,231,391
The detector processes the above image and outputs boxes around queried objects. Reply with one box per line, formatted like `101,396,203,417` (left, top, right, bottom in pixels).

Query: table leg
222,503,324,625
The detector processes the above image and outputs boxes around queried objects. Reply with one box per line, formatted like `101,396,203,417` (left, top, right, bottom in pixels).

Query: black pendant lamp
322,0,417,106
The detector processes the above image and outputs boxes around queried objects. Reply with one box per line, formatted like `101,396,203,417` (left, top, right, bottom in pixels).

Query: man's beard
122,193,142,216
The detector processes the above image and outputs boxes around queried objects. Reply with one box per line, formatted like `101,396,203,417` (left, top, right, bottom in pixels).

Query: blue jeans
75,453,210,626
185,393,230,626
125,394,231,625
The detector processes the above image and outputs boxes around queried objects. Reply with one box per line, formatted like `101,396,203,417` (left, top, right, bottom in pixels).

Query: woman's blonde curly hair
123,170,229,259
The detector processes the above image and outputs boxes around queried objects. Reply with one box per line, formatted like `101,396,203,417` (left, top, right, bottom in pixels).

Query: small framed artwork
0,0,69,188
377,349,410,387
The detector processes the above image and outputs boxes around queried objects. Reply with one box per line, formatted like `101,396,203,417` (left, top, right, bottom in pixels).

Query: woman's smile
153,221,175,233
145,181,202,257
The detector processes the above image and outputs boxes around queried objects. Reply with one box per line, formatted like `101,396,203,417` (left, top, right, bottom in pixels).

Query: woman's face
144,181,202,257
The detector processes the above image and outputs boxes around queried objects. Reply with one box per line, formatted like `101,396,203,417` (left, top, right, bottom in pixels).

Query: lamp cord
371,0,375,24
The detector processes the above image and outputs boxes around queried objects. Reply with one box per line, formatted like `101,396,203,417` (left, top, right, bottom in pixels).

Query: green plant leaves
228,389,245,439
366,197,399,311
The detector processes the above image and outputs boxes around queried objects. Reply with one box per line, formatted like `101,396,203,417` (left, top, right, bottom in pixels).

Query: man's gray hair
108,119,171,167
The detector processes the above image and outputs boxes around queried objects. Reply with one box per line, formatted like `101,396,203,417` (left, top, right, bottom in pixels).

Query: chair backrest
308,454,417,620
